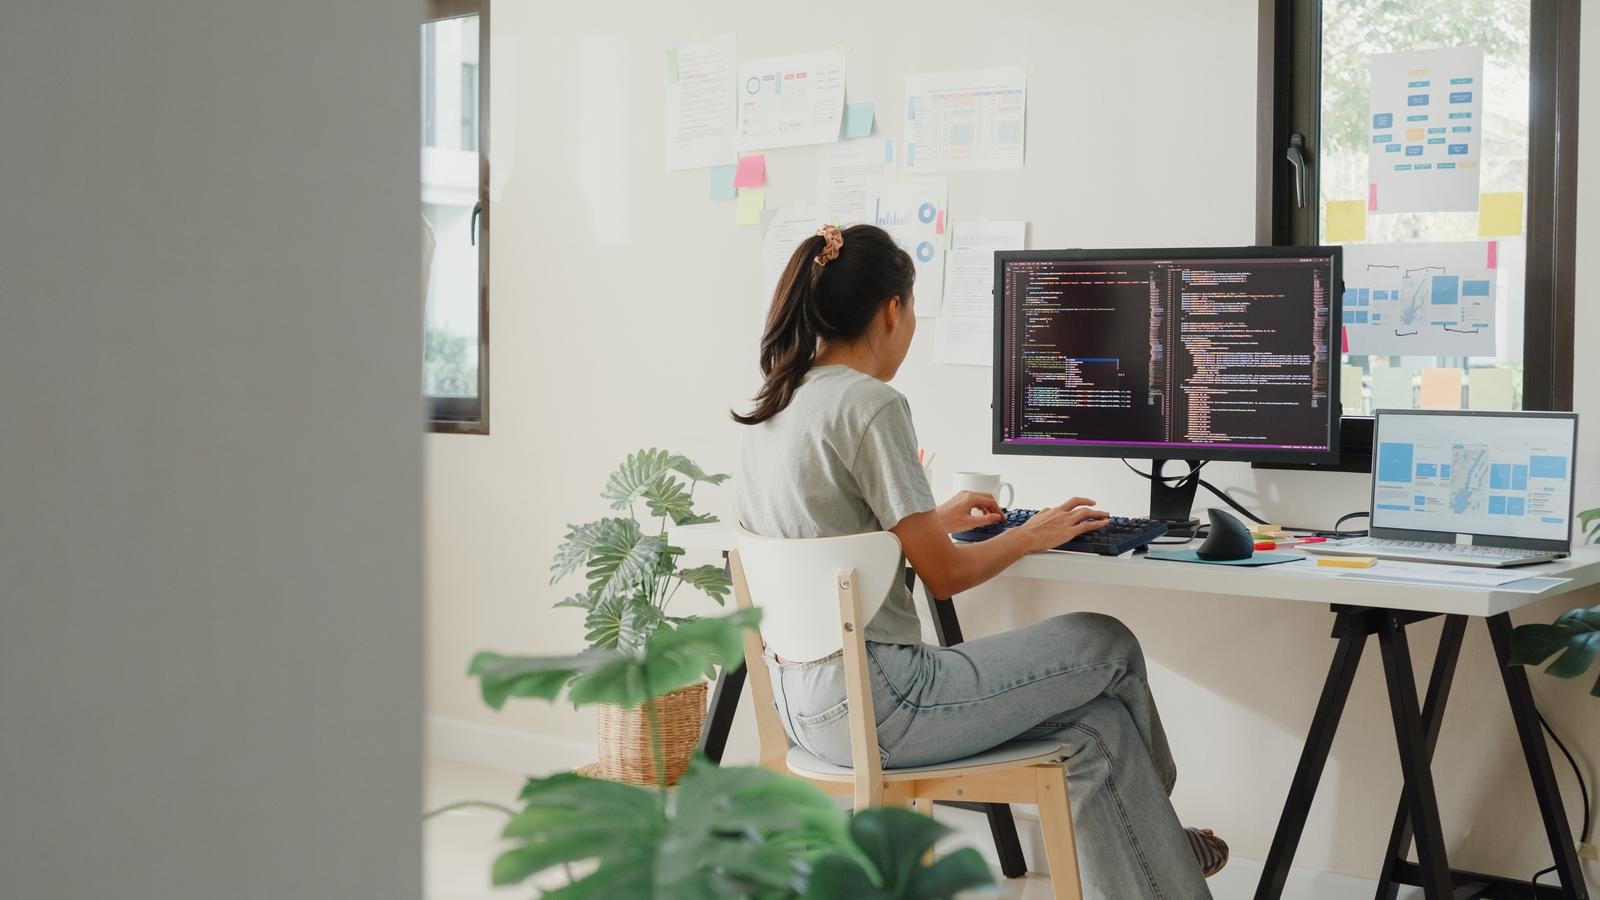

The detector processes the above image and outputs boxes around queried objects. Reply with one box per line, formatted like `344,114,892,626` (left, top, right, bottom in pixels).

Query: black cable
1194,477,1269,525
1121,458,1207,484
1541,712,1591,842
1527,712,1590,895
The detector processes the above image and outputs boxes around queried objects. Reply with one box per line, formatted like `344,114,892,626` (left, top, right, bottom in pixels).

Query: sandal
1185,827,1229,878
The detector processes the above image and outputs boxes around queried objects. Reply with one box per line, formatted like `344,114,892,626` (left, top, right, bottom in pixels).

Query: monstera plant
527,449,736,785
469,609,995,899
1509,506,1600,696
551,449,731,655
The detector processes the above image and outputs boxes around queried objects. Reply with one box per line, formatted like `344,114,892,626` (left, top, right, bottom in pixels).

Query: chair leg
1034,765,1083,900
910,797,935,865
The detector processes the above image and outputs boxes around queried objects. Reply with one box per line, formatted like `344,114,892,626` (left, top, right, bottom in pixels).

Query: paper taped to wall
862,176,949,316
903,67,1026,172
760,207,821,308
1367,46,1483,213
815,140,888,226
1342,241,1496,357
664,35,737,171
737,51,846,151
934,221,1025,366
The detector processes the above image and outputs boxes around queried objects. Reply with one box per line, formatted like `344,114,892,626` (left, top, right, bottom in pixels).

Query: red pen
1254,540,1276,551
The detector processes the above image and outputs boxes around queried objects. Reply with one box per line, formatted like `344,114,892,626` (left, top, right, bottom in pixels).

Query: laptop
1304,409,1578,568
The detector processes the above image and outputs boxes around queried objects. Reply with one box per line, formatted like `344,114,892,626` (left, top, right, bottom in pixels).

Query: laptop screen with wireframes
1370,409,1577,552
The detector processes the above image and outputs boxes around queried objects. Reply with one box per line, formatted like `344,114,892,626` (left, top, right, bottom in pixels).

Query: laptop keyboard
1331,537,1547,561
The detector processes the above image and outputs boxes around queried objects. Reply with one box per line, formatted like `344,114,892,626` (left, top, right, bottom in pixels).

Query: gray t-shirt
735,365,937,645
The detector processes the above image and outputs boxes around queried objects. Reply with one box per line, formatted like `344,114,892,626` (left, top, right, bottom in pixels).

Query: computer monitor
1372,409,1577,553
993,246,1342,533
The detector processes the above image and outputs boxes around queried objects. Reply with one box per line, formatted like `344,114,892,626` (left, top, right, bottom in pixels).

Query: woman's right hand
1017,497,1111,552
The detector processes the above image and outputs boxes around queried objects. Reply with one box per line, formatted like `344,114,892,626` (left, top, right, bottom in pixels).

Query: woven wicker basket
594,680,708,786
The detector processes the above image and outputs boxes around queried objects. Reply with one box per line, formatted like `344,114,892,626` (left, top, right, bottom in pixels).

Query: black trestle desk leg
698,550,745,763
1254,612,1368,900
1487,613,1588,900
920,578,1029,880
1374,614,1467,900
1375,613,1453,899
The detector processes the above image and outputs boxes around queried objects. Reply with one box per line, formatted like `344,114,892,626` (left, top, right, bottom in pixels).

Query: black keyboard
952,509,1169,556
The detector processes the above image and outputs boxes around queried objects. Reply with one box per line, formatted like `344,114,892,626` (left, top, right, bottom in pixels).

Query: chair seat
786,740,1064,783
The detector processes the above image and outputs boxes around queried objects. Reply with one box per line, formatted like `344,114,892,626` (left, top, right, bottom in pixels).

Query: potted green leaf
547,449,732,785
1509,506,1600,696
470,609,995,898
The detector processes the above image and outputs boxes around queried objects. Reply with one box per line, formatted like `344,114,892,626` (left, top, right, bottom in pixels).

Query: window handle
471,200,481,246
1285,133,1307,209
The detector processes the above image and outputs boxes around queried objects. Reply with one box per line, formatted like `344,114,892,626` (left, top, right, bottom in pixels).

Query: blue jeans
765,612,1210,900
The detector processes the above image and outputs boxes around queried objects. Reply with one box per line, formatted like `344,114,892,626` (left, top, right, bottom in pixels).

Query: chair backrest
730,522,903,662
729,523,902,802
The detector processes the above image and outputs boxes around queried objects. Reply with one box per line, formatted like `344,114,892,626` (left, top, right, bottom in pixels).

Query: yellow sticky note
1479,192,1524,237
1318,556,1377,568
735,188,765,226
1468,368,1515,410
1420,368,1463,409
1405,128,1425,142
1341,364,1364,414
1325,200,1366,243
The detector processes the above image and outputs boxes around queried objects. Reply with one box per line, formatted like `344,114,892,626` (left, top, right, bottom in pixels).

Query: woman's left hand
936,491,1005,534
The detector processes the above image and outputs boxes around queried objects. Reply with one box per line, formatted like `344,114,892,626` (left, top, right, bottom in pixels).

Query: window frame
425,0,490,435
1255,0,1579,472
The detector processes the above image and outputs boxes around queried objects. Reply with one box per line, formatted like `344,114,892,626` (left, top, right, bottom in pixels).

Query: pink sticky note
1341,325,1349,354
732,155,765,189
1487,240,1498,269
1420,368,1464,410
1368,183,1378,212
934,210,945,235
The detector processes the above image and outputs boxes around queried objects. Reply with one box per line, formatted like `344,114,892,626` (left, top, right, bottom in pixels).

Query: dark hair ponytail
732,224,915,425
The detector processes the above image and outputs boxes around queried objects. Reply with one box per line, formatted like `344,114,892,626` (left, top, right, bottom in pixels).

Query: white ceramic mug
953,472,1014,508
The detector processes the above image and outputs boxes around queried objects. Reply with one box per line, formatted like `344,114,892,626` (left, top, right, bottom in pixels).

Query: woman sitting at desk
733,224,1225,898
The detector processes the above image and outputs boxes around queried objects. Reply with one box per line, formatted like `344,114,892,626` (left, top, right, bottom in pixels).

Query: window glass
422,14,481,400
1317,0,1530,414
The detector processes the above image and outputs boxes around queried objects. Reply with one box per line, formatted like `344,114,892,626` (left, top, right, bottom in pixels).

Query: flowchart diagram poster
1368,46,1483,213
1343,241,1496,357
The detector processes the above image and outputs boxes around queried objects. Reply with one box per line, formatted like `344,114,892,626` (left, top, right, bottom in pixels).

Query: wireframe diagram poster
862,176,948,316
1343,241,1496,357
903,67,1026,172
1368,47,1483,213
736,51,845,151
664,35,737,171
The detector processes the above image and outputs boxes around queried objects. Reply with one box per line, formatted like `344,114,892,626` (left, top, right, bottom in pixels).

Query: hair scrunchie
813,224,844,267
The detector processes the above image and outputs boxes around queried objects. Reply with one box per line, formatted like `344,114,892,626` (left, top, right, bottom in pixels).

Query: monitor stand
1148,459,1202,539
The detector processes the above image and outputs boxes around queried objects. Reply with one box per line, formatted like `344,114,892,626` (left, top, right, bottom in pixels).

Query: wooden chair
729,523,1084,897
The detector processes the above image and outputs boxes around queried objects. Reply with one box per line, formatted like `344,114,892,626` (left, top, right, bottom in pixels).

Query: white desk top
673,523,1600,618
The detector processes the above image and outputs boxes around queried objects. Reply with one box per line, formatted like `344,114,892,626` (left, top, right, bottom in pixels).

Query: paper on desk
934,221,1026,366
1333,561,1541,589
664,35,737,171
1498,575,1571,593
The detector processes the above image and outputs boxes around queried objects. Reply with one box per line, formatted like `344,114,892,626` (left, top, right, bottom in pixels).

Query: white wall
427,0,1599,884
0,3,423,898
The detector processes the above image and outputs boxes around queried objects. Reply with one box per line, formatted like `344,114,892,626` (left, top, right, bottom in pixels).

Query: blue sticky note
709,165,737,201
843,102,875,139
